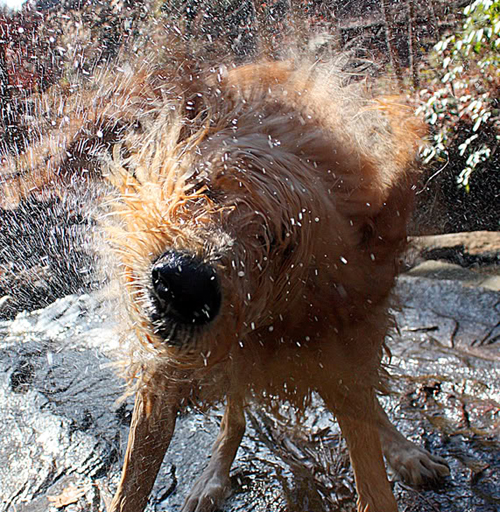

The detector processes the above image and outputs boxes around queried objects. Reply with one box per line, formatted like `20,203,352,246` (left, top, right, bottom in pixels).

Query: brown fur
0,57,449,512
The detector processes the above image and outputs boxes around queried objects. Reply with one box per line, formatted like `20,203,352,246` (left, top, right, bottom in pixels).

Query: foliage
417,0,499,192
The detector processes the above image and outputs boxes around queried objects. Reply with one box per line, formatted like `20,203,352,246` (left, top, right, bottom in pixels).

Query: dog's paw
385,442,450,486
181,466,231,512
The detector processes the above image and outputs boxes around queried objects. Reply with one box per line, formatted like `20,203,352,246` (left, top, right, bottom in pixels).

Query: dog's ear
332,98,426,258
365,100,426,261
0,114,128,208
360,168,417,263
0,71,159,209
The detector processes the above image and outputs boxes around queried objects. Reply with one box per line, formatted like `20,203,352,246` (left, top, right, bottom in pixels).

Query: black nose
151,251,221,325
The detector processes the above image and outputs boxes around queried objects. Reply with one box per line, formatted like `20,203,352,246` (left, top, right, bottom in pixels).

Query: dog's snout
152,251,221,325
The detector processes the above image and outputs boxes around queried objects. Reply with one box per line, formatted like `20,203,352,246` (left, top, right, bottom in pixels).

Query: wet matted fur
0,56,450,512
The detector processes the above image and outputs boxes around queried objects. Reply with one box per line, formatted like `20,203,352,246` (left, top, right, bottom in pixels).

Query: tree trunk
381,0,404,90
427,0,441,40
408,0,420,90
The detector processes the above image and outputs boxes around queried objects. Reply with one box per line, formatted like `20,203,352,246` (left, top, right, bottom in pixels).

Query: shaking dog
0,57,449,512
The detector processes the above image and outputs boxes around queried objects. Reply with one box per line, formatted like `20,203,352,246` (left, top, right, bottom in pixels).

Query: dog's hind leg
109,369,191,512
376,399,450,485
181,394,246,512
320,386,398,512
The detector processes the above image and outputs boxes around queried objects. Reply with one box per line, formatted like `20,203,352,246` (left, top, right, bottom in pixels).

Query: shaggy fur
0,57,449,512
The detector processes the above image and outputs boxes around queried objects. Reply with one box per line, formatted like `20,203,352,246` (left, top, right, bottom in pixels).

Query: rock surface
1,255,499,511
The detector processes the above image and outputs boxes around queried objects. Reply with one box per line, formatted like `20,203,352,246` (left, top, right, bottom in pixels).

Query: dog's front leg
321,387,398,512
109,370,190,512
181,394,246,512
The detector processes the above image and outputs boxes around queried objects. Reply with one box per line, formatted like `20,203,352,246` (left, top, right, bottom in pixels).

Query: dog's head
103,60,425,368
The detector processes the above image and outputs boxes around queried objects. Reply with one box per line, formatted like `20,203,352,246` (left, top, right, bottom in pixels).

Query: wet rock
1,270,499,511
0,295,122,512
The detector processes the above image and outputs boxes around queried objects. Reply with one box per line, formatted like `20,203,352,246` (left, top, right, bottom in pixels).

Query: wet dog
0,58,449,512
